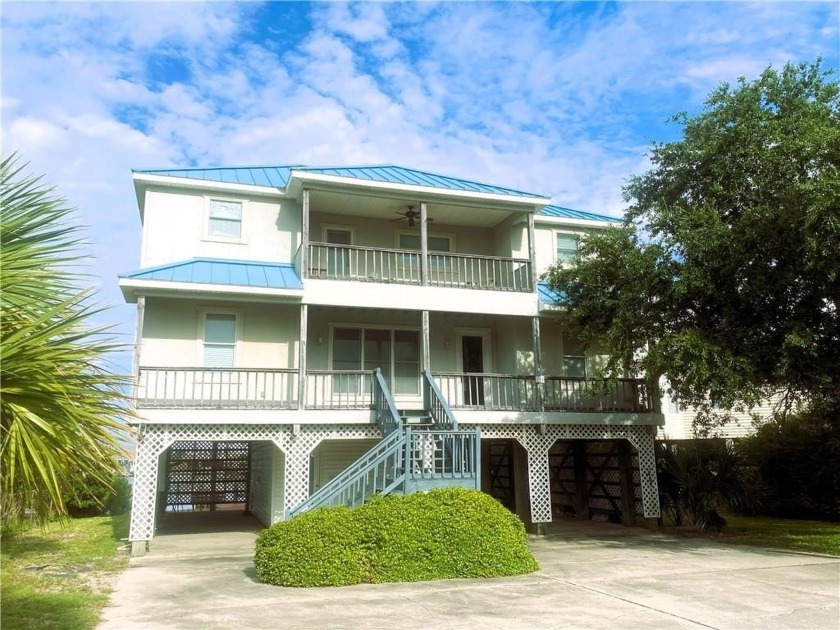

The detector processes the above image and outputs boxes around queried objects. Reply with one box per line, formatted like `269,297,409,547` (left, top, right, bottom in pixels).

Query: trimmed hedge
254,488,539,587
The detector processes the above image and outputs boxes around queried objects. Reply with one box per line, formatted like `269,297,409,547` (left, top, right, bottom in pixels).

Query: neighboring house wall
660,393,776,440
140,187,301,269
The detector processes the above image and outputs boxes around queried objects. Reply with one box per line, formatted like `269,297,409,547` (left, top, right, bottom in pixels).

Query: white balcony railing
308,243,531,292
308,243,421,284
136,368,653,414
136,368,299,409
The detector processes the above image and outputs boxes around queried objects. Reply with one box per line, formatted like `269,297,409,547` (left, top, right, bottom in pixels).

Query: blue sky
2,1,838,371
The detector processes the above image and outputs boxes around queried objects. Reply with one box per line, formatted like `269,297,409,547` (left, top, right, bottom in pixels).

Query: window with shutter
203,314,237,367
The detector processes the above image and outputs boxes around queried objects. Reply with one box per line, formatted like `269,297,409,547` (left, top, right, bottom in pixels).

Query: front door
462,335,485,406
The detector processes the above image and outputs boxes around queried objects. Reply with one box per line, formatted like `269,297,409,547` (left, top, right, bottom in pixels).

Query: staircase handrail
423,369,458,430
373,367,403,434
288,428,406,518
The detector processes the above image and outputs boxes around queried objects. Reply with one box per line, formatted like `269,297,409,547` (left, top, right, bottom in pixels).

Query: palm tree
1,153,131,520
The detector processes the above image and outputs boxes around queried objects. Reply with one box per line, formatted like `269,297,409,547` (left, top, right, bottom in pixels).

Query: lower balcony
136,368,653,414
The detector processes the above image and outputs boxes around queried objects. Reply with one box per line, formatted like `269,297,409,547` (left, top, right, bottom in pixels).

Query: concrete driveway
99,513,839,630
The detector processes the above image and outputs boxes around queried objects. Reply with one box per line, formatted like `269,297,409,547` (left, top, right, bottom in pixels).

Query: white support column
131,296,145,400
128,426,173,555
532,316,545,413
422,310,431,372
527,212,538,293
627,427,661,519
298,304,308,409
301,188,310,279
282,431,323,514
420,202,429,285
522,426,557,525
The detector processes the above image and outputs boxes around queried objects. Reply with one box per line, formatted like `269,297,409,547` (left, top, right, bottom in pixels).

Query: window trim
197,308,244,368
554,230,580,265
327,324,422,397
321,225,355,245
395,231,455,252
203,197,247,244
561,355,588,378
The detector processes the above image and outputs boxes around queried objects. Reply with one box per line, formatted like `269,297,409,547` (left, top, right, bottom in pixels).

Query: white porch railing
308,242,421,284
308,243,532,292
136,368,299,409
543,377,653,413
432,373,538,411
428,252,532,292
433,373,653,413
305,370,373,409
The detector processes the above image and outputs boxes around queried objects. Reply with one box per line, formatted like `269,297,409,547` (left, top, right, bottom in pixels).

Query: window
399,233,451,252
555,233,579,264
563,356,587,378
562,332,586,377
332,327,421,395
208,200,242,239
203,314,237,367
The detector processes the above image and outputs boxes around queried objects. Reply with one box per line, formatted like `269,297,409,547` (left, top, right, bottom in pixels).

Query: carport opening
156,440,266,535
549,439,642,526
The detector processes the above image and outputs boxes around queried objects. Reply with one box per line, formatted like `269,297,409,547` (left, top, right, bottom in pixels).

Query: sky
2,1,838,372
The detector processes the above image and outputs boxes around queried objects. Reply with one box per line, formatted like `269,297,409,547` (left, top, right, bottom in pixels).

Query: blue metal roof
538,281,567,306
295,165,547,198
537,205,617,223
119,258,302,290
134,163,548,199
133,166,297,189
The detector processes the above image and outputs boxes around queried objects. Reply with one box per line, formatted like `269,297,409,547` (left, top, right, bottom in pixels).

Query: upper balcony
307,242,532,292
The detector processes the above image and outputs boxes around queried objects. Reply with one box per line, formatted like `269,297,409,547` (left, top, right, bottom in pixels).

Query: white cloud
2,0,837,368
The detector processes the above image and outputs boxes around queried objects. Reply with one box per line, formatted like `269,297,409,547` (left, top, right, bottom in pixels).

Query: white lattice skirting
129,422,660,545
129,423,382,543
463,424,661,523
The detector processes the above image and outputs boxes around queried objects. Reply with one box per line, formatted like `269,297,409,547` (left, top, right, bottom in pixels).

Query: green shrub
254,488,539,587
742,412,840,521
657,440,760,531
63,474,131,518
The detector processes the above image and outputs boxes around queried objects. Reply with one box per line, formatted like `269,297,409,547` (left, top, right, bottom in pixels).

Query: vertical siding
311,439,380,491
249,442,286,526
249,442,273,526
270,447,285,524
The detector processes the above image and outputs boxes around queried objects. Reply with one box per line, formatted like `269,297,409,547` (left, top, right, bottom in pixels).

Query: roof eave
288,170,550,209
119,278,304,304
534,215,622,229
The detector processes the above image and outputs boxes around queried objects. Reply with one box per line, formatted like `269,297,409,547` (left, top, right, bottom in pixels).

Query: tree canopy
543,60,840,432
0,154,131,519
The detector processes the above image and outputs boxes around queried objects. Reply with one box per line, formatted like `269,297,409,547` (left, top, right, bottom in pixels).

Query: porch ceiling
308,188,529,229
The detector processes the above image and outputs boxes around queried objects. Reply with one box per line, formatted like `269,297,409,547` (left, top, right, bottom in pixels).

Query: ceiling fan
392,205,432,228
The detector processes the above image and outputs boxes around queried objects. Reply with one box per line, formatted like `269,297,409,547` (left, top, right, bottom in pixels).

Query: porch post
128,425,172,556
301,188,310,280
420,202,429,285
618,439,638,526
532,316,545,413
523,426,556,532
298,304,307,409
627,427,661,521
422,310,431,372
132,296,145,400
527,212,538,293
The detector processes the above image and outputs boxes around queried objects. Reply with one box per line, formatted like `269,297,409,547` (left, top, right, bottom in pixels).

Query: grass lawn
711,513,840,556
1,514,130,630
